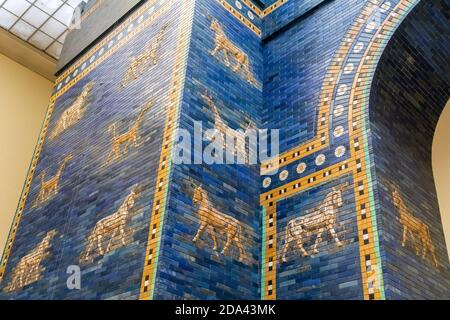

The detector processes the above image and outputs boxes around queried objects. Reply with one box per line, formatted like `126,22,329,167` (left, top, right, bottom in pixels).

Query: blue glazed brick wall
260,0,276,5
262,0,326,37
0,1,185,299
262,0,368,299
1,0,449,300
153,0,263,299
370,0,450,299
263,0,366,154
223,0,263,32
276,176,364,299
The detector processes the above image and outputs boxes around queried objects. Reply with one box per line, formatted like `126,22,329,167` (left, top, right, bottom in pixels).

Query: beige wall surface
0,53,53,259
433,99,450,260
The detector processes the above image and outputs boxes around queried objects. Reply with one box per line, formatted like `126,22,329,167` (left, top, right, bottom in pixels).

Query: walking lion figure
120,24,169,88
210,19,257,86
50,82,94,140
4,230,57,292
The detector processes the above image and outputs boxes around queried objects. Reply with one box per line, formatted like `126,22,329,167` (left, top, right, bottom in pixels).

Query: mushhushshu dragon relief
120,23,169,88
281,184,347,262
191,184,247,262
80,186,141,263
4,230,58,292
392,189,438,267
201,92,256,164
104,101,153,166
49,82,94,140
210,19,258,87
33,154,73,208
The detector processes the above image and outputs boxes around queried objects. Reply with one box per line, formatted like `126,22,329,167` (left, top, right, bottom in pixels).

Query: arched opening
433,99,450,259
369,0,449,299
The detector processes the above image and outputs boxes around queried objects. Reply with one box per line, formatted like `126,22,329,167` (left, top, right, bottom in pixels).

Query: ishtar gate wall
0,0,448,300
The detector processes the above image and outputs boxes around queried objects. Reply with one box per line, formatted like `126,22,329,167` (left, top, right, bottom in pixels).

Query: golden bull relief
104,101,152,166
120,23,169,88
210,19,258,86
192,185,246,262
281,184,346,262
33,154,73,207
49,82,94,140
392,189,438,267
80,186,140,263
4,230,57,292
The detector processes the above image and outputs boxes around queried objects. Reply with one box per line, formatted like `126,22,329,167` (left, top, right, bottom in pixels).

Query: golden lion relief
210,19,257,86
392,189,438,267
50,82,94,140
4,230,57,292
120,23,169,88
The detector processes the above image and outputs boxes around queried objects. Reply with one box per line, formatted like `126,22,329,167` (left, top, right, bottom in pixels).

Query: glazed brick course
0,0,448,300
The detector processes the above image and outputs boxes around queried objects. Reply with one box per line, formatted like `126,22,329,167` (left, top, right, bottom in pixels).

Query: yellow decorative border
55,0,160,88
0,0,177,285
349,0,420,300
260,1,378,175
0,98,56,283
139,0,196,300
241,0,263,16
260,160,352,205
242,0,289,18
261,0,420,300
261,203,277,300
0,0,418,302
259,0,402,300
217,0,290,36
218,0,262,36
261,0,288,18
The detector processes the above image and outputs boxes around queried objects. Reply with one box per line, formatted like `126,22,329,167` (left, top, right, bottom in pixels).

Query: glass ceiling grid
0,0,87,59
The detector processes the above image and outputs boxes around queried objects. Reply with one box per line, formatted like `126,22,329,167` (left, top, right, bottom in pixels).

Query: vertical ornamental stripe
260,206,266,300
258,0,420,300
0,98,56,283
261,203,277,300
139,0,196,300
356,0,420,300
